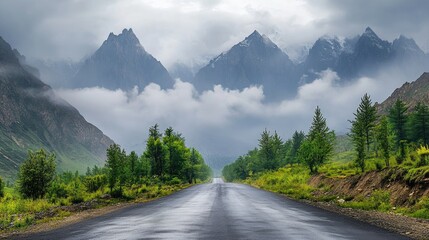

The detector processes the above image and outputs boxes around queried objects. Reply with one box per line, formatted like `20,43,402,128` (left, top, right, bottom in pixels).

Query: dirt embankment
309,167,429,206
307,168,429,239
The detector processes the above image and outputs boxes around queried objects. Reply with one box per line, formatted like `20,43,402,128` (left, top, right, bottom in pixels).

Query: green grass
340,190,391,211
239,147,429,221
245,166,313,199
0,183,190,232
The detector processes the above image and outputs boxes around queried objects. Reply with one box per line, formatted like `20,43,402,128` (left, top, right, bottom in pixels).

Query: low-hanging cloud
55,69,410,167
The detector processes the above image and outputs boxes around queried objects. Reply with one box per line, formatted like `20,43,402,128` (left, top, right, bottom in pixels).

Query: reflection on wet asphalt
19,178,409,240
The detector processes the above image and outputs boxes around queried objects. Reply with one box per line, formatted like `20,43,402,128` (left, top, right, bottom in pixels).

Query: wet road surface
18,178,409,239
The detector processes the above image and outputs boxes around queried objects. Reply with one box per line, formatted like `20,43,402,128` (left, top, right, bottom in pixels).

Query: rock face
73,28,173,90
0,36,114,180
193,30,296,100
375,72,429,114
194,27,428,100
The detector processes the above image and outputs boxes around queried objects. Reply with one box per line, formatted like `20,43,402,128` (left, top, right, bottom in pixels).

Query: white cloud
55,70,407,165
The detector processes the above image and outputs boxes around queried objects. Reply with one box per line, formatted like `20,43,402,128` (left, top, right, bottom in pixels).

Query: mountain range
193,30,297,99
32,27,428,101
0,36,114,180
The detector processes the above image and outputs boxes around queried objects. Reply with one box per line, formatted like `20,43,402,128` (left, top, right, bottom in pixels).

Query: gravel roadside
304,200,429,240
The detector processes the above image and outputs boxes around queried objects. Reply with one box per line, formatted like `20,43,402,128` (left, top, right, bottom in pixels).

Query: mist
54,68,417,168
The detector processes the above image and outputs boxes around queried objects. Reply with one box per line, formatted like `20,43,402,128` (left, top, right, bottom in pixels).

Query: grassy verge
0,182,191,233
243,163,429,220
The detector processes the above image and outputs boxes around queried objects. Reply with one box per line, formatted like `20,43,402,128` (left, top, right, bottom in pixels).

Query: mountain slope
73,28,173,90
0,36,114,180
194,30,296,100
375,72,429,114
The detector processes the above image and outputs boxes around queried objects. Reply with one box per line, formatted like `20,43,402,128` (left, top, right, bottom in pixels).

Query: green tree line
350,95,429,171
223,106,335,181
1,124,211,200
224,95,429,183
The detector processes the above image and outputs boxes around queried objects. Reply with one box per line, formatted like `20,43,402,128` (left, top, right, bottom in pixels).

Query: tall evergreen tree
356,94,377,153
389,99,409,147
144,124,167,177
300,106,335,173
376,116,391,167
127,151,139,183
258,129,276,170
410,102,429,145
106,144,126,192
289,131,305,164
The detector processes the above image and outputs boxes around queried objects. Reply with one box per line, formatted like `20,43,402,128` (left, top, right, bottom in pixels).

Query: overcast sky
0,0,428,68
1,1,428,169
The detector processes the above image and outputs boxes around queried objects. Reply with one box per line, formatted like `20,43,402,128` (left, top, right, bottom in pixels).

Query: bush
47,179,68,200
18,149,56,199
410,197,429,219
84,174,107,192
375,161,384,171
168,177,182,185
110,188,123,198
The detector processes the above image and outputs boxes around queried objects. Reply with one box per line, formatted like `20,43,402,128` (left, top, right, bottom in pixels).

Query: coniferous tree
144,124,167,177
289,131,305,165
127,151,139,183
376,116,392,167
410,102,429,145
350,117,366,172
355,94,377,153
258,129,276,170
349,94,377,172
106,144,126,193
389,99,409,148
272,131,284,168
300,106,335,173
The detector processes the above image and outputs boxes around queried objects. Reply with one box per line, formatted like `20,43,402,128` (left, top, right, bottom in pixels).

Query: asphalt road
18,178,409,240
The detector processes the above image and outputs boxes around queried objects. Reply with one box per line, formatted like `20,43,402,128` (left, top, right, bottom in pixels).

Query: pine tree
289,131,305,164
389,99,409,147
144,124,167,177
376,116,391,167
356,94,377,153
106,144,126,193
258,129,276,170
410,102,429,145
272,131,283,168
128,151,139,183
300,106,335,173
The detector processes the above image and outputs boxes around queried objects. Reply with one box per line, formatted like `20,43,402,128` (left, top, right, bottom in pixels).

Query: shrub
84,174,107,192
47,179,68,200
168,177,182,185
375,161,384,171
18,149,56,199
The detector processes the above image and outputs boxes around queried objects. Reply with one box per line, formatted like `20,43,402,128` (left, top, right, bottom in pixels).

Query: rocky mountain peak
239,30,277,49
103,28,145,53
0,36,20,65
359,27,389,49
392,35,424,55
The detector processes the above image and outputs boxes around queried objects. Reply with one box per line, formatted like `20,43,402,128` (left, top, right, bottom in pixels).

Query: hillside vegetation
223,92,429,220
0,125,211,232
